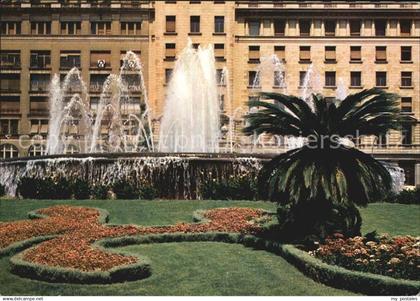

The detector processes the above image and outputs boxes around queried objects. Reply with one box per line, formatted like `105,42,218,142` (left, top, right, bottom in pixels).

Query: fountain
0,45,405,197
158,40,220,153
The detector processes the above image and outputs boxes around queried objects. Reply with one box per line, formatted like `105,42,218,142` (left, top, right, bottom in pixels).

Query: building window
121,22,141,35
0,22,21,35
166,16,176,33
192,43,200,49
248,46,260,63
299,71,306,87
214,44,225,60
165,43,176,60
375,46,387,62
350,71,362,87
0,96,19,114
401,123,412,145
0,51,20,69
30,51,51,69
299,46,311,63
350,46,361,62
274,71,285,87
90,74,109,92
325,71,336,87
60,51,81,69
91,22,111,35
214,16,224,33
401,97,412,113
299,20,310,36
216,69,224,85
375,19,386,36
90,51,111,69
274,46,285,62
248,20,260,36
249,71,260,87
400,20,411,36
325,46,336,62
190,16,200,33
28,144,46,156
401,46,412,61
31,22,51,35
274,20,285,36
0,120,18,136
325,20,336,36
60,22,81,35
165,69,173,84
376,72,387,87
30,74,50,92
350,20,361,36
0,74,20,92
401,72,412,87
0,144,19,159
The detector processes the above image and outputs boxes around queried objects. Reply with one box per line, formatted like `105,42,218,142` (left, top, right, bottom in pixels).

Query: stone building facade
0,1,419,185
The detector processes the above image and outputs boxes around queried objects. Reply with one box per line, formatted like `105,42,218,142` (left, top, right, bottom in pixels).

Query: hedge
1,208,419,294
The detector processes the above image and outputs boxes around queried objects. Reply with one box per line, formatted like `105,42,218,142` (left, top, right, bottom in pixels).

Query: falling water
336,77,348,101
46,51,153,155
158,40,220,152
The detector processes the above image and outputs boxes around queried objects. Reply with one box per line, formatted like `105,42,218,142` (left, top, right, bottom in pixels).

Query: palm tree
244,88,405,241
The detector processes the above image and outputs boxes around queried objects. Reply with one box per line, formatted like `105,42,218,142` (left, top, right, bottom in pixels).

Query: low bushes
15,176,161,200
0,183,5,197
202,177,258,200
17,177,72,199
372,188,420,204
310,233,419,281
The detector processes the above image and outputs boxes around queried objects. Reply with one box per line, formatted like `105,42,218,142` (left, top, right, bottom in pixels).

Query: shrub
72,179,91,200
202,177,258,200
112,181,139,199
17,177,44,199
17,177,72,199
91,184,109,199
139,185,159,200
373,188,420,204
0,183,5,197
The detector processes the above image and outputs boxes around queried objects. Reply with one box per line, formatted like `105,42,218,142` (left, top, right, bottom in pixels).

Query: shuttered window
274,46,285,61
376,46,387,62
299,46,311,62
166,16,176,33
249,46,260,62
325,46,336,62
350,46,361,61
165,43,176,59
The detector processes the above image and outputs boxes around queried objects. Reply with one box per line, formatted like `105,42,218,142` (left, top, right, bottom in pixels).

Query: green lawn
0,199,418,296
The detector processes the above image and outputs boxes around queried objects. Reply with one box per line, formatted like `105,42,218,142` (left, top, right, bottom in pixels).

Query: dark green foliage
72,180,91,200
51,178,73,199
91,184,109,200
202,177,258,200
112,181,139,199
244,89,405,240
17,177,56,199
139,185,159,200
376,188,420,204
0,183,5,197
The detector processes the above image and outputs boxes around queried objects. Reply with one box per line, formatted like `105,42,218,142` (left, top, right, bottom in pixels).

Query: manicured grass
0,199,418,295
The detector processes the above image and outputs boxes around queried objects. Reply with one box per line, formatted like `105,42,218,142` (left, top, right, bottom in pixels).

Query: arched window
28,144,46,157
64,144,79,154
0,144,19,159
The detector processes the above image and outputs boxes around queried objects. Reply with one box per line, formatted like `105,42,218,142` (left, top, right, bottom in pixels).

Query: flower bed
310,233,420,281
0,205,267,272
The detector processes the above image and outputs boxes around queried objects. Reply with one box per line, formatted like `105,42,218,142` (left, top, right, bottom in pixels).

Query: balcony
0,101,20,114
30,101,49,115
30,81,49,93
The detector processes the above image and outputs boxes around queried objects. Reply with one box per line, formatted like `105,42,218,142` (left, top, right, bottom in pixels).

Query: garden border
2,207,419,294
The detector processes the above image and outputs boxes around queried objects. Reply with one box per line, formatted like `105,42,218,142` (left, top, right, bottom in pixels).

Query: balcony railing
30,82,49,92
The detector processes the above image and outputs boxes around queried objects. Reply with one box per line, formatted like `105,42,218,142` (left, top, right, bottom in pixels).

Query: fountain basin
0,153,269,199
